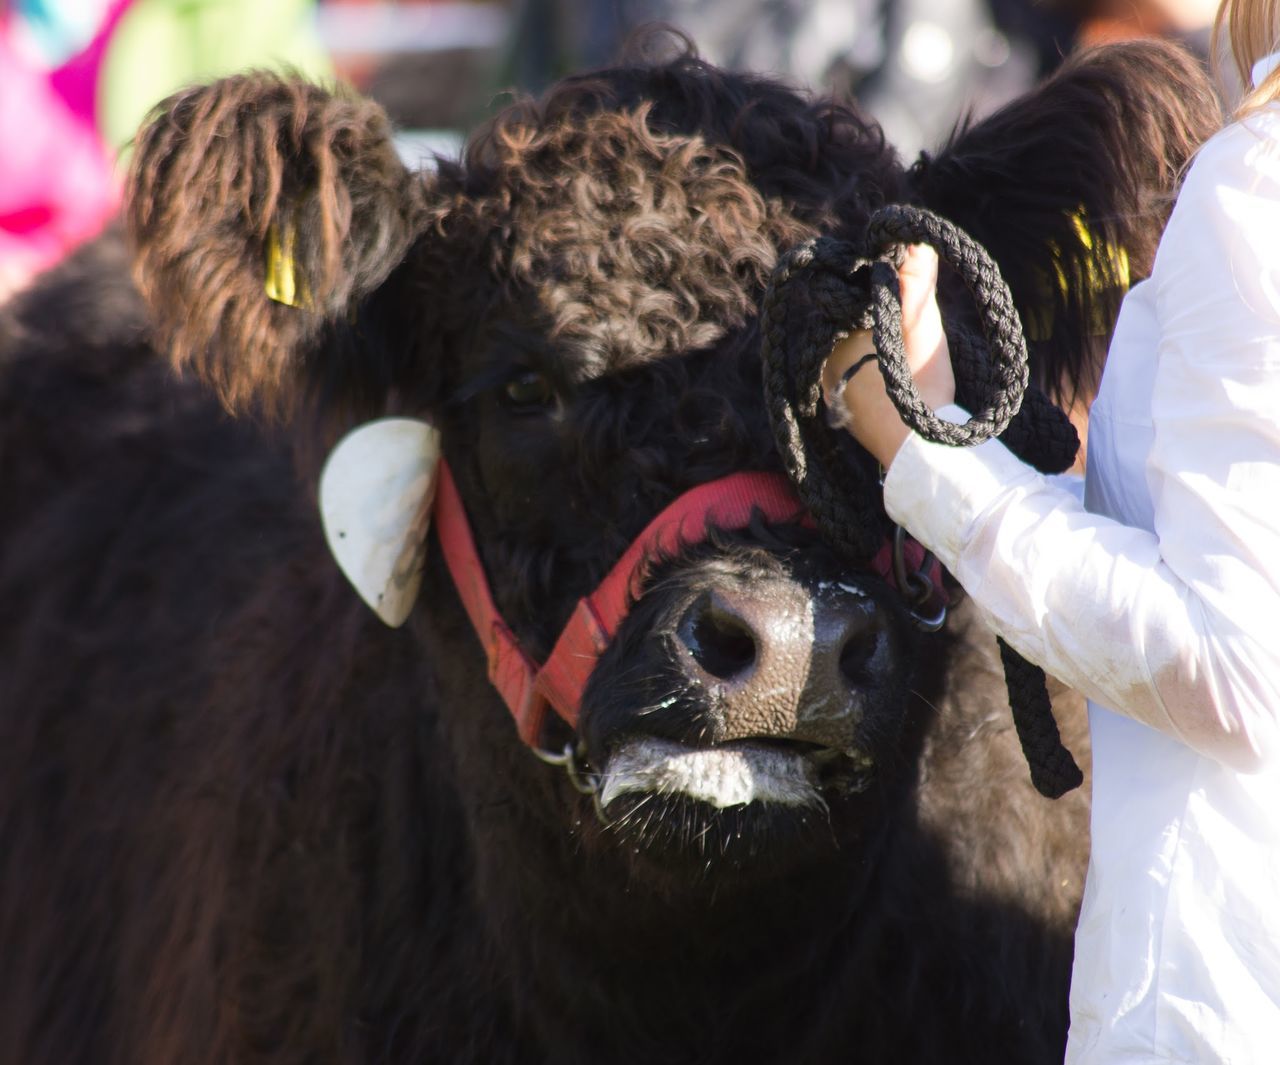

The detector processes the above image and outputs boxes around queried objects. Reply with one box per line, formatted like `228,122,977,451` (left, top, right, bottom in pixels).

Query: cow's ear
912,39,1220,404
127,73,424,417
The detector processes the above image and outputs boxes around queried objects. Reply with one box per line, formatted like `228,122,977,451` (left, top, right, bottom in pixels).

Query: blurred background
0,0,1224,303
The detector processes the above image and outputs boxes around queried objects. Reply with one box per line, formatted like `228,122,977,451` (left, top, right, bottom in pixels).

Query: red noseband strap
434,464,809,744
433,462,941,747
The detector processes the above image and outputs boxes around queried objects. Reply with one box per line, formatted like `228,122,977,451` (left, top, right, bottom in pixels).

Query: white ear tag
319,417,441,627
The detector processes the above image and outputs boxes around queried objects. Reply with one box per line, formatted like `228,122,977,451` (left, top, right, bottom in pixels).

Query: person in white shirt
824,0,1280,1060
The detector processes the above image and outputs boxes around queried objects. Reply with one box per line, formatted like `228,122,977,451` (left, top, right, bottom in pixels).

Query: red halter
432,462,942,747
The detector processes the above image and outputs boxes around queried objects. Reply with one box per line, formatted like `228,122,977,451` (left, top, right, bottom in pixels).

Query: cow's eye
503,370,555,409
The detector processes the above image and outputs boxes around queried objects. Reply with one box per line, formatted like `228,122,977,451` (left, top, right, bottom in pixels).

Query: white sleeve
882,120,1280,773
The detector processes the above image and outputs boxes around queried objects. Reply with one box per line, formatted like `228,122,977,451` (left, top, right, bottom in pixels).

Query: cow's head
126,39,1216,884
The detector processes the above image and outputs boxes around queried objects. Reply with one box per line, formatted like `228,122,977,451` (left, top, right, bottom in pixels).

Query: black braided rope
998,638,1085,798
762,236,885,562
866,205,1029,446
761,203,1083,799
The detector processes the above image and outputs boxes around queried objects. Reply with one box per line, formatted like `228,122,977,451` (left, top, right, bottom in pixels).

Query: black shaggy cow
0,36,1217,1065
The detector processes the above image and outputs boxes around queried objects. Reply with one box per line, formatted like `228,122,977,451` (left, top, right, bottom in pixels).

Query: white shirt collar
1251,49,1280,88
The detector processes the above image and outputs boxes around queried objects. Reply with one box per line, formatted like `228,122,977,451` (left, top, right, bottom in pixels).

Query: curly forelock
442,104,816,368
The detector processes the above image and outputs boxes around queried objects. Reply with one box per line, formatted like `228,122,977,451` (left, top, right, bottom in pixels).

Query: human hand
822,244,957,468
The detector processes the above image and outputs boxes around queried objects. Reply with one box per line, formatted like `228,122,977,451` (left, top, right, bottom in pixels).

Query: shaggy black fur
0,35,1217,1065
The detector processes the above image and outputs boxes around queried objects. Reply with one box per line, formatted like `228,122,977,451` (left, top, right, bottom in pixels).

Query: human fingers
896,244,955,409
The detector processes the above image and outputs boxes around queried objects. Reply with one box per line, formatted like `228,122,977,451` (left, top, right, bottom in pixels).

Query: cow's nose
674,580,885,750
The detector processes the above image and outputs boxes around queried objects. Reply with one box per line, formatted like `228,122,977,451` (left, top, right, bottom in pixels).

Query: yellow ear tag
265,221,313,309
1026,210,1131,341
319,418,442,627
1051,211,1130,306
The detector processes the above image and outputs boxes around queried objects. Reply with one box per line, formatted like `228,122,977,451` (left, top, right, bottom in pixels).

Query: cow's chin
595,736,877,877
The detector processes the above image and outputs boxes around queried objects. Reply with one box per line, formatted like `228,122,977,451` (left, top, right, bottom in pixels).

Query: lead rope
761,203,1083,799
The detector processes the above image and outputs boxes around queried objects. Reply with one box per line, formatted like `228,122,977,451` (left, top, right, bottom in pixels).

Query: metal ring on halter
910,593,948,634
892,524,948,633
532,740,599,796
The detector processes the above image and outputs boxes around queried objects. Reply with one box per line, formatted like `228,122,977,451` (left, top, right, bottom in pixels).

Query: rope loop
864,203,1029,447
760,202,1083,799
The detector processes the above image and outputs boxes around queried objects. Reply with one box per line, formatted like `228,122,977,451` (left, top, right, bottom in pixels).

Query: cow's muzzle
673,576,886,752
583,555,913,817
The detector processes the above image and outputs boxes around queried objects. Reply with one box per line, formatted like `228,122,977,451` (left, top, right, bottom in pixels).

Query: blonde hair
1215,0,1280,115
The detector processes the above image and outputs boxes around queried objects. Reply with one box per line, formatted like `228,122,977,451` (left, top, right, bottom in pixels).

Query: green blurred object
99,0,332,154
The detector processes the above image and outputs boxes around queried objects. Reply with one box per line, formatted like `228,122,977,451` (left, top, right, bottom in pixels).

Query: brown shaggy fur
1,34,1219,1065
128,76,424,414
467,104,805,363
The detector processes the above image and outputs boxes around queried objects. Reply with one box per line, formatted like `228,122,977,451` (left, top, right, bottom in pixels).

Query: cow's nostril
838,631,878,688
680,597,758,682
